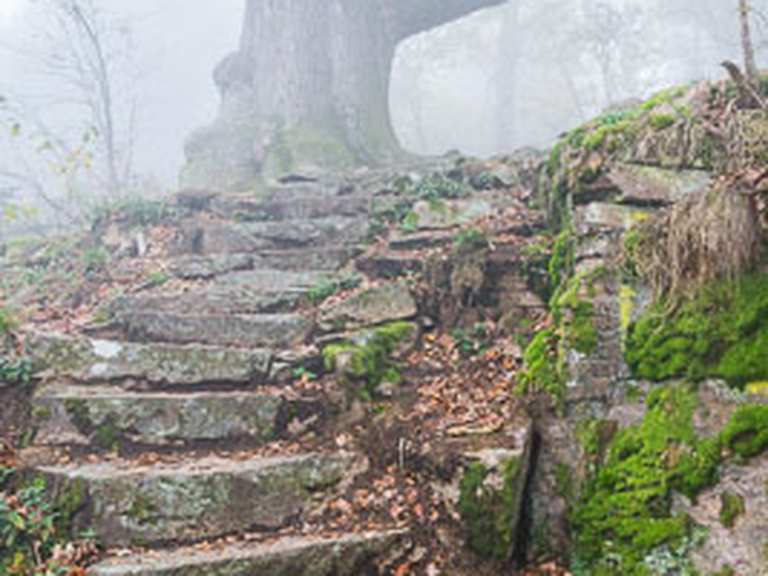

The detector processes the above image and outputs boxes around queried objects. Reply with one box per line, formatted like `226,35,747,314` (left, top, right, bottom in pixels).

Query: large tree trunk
181,0,505,191
739,0,759,87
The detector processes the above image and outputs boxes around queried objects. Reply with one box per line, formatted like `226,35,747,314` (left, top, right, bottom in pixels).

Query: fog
0,0,766,230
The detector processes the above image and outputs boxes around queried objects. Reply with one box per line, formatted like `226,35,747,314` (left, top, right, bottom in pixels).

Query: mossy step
32,386,302,449
27,333,272,387
38,452,356,547
118,312,312,349
89,530,406,576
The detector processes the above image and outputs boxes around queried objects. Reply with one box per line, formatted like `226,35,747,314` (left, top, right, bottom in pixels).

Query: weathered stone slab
355,253,424,279
240,216,370,248
411,198,493,230
388,230,455,251
113,288,302,317
253,248,359,272
607,163,710,206
214,269,327,291
118,313,312,348
32,386,285,448
211,192,371,221
318,283,417,332
89,531,405,576
38,453,355,547
573,202,652,234
168,254,254,280
27,333,271,386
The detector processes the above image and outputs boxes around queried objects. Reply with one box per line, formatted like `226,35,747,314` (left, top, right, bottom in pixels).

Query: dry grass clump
635,183,762,301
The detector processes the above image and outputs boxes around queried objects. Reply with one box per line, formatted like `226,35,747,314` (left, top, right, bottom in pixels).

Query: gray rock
318,283,417,332
411,198,493,230
607,163,711,206
89,531,406,576
168,254,254,280
118,312,312,348
32,386,287,448
27,333,271,386
39,453,356,547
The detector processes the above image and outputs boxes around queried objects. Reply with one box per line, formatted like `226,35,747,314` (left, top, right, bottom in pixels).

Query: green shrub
721,405,768,459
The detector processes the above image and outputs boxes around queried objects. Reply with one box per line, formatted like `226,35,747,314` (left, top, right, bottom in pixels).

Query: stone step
27,333,272,387
118,312,312,348
253,247,361,272
113,270,333,317
163,247,364,280
210,191,372,222
32,386,303,450
113,289,303,317
89,531,405,576
175,216,370,256
38,453,356,547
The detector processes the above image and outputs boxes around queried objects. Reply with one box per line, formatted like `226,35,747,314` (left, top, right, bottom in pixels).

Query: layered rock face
4,77,767,575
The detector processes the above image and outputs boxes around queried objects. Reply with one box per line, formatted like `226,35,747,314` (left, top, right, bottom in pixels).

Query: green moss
518,328,564,400
626,273,768,387
548,228,574,290
127,493,158,525
721,404,768,459
552,272,599,356
458,458,522,561
0,306,17,335
322,321,415,398
93,416,121,451
572,385,722,574
53,477,87,537
719,491,745,528
649,114,677,131
64,399,92,432
263,124,355,178
711,567,735,576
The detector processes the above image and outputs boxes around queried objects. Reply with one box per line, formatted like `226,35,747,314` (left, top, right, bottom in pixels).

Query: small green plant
0,307,17,335
649,113,676,131
452,324,490,357
82,246,109,273
400,210,420,233
0,473,92,574
0,356,33,385
292,366,317,381
453,228,489,254
719,492,745,528
146,271,169,287
91,196,174,228
307,275,361,305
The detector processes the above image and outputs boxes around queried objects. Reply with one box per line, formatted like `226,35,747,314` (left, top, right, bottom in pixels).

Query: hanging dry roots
635,181,762,302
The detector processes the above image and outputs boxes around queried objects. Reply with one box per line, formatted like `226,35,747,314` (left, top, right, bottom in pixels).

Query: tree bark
181,0,506,191
739,0,759,87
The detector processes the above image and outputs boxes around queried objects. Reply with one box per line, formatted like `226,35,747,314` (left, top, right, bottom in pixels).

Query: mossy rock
626,273,768,388
458,449,528,562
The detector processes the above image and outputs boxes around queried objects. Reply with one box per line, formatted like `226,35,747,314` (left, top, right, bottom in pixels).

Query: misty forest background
0,0,766,237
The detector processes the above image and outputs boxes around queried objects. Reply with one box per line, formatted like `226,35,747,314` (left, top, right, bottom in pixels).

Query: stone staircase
18,157,547,574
